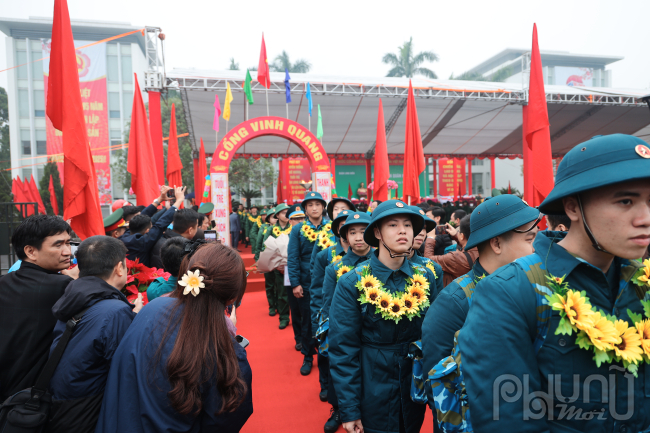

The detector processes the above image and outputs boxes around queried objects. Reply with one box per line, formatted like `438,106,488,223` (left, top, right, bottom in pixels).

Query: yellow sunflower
365,286,381,305
378,293,393,313
402,294,419,315
552,290,594,331
332,254,343,264
636,319,650,356
614,319,644,364
425,262,437,278
410,274,429,288
408,285,426,303
318,237,329,248
585,312,621,352
337,265,352,279
360,275,381,291
272,227,281,237
309,233,318,242
638,259,650,286
388,298,405,319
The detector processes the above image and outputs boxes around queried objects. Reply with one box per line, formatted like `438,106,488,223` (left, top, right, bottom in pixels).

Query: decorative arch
208,116,332,247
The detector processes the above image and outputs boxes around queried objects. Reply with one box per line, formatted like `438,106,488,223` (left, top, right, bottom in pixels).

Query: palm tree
237,188,263,208
270,51,311,73
449,71,485,81
382,37,438,79
228,58,239,70
488,66,512,82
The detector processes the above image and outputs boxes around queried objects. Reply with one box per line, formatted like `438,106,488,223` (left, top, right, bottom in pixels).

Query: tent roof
166,69,650,159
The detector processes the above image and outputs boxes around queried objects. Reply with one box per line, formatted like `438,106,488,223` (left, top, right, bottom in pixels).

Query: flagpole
266,87,269,116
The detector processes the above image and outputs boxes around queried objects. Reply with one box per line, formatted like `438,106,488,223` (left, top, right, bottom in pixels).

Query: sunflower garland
355,265,430,324
424,261,438,278
633,259,650,289
546,273,650,377
301,222,333,245
336,265,353,280
272,224,292,238
331,249,343,265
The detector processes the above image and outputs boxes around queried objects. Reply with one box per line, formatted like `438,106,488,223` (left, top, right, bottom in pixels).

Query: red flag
523,24,554,207
276,159,283,204
128,74,160,206
12,177,31,216
508,181,512,194
257,34,271,89
30,175,47,214
193,138,208,205
49,175,59,215
166,103,184,188
46,0,103,239
374,100,389,199
403,81,425,205
348,183,353,200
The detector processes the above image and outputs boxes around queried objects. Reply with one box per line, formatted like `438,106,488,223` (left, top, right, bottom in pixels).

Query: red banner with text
42,40,112,205
281,158,311,204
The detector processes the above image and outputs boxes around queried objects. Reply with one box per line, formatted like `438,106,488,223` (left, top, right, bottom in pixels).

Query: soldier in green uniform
254,208,276,317
104,208,127,238
264,204,292,329
250,209,267,257
244,206,260,248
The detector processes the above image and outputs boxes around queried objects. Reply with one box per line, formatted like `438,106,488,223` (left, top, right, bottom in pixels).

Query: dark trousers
264,272,276,311
273,270,290,324
230,231,239,249
318,353,329,393
327,368,338,409
285,285,302,344
297,291,316,358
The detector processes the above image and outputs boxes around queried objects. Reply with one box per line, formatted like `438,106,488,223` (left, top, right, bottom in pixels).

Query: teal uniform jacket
320,248,374,322
310,241,345,334
310,228,335,269
287,219,328,290
409,253,444,297
459,231,650,432
329,252,438,433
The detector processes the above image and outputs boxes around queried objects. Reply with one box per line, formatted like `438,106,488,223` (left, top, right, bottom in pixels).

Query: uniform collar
370,249,414,281
334,239,345,255
472,259,489,279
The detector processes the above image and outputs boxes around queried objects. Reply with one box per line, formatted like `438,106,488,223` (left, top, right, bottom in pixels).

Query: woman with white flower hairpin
95,242,253,433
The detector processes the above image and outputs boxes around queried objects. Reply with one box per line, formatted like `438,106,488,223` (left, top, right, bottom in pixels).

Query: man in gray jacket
230,210,241,251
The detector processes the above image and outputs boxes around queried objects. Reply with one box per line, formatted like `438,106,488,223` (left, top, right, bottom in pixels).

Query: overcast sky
1,0,650,91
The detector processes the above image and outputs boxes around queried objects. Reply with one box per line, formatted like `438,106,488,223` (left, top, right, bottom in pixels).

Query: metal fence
0,202,38,274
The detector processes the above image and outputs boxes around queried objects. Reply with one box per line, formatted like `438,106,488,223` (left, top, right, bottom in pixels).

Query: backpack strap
456,274,477,309
463,251,474,269
515,253,553,354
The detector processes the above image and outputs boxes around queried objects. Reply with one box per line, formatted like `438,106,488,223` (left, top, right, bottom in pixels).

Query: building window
110,129,123,149
33,90,45,117
36,167,44,183
31,49,43,79
16,49,28,80
472,173,484,195
23,168,32,181
108,92,121,119
36,129,47,155
18,89,30,118
21,129,31,156
107,44,119,82
471,159,484,166
122,92,133,122
121,55,132,83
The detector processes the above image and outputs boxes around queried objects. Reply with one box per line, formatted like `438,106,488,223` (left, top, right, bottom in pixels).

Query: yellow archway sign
209,116,332,246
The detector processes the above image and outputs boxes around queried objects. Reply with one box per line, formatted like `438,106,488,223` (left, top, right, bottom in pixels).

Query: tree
489,66,513,82
229,158,276,207
449,71,485,81
270,51,311,73
498,186,523,198
449,65,512,82
38,162,63,215
0,87,12,204
382,37,438,79
237,188,262,207
228,58,239,70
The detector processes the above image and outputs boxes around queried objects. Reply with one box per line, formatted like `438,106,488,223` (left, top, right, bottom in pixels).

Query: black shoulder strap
31,307,91,395
463,251,474,268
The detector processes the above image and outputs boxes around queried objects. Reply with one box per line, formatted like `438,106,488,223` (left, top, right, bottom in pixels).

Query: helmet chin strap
577,194,611,254
378,232,412,259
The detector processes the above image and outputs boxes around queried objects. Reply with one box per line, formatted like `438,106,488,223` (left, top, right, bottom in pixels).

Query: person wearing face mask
329,200,439,433
45,236,141,433
420,195,539,431
458,135,650,432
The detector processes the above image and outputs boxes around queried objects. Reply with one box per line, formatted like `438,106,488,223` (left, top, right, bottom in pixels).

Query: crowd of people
1,134,650,433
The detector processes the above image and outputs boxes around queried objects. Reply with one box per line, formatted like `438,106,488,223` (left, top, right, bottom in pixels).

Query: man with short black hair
121,205,144,223
546,213,572,232
149,208,200,269
427,215,478,286
148,237,187,301
424,207,452,256
0,215,76,401
450,209,466,227
120,186,185,266
46,236,140,432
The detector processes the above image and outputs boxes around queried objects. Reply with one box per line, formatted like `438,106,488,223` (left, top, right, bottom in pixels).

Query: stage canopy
161,69,650,160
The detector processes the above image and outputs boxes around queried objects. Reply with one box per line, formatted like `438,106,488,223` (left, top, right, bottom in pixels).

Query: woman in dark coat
95,242,252,433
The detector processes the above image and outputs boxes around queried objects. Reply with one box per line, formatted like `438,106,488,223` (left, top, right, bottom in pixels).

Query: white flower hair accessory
178,269,205,297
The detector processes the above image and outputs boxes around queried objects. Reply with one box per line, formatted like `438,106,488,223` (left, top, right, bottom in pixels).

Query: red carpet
237,290,435,433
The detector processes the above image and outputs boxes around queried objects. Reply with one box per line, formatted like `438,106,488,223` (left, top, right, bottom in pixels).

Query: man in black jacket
120,185,185,266
46,236,140,433
0,215,77,401
149,209,200,269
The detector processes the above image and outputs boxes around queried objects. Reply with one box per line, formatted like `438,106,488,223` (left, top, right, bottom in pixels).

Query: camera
166,189,175,199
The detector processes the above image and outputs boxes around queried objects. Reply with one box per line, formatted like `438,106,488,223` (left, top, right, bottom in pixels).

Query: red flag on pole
523,24,554,207
508,181,512,194
12,177,30,216
166,103,184,188
402,81,425,205
374,100,389,202
128,73,160,206
194,138,208,205
49,175,59,215
348,183,353,200
46,0,103,239
276,159,283,204
257,34,271,89
29,175,46,214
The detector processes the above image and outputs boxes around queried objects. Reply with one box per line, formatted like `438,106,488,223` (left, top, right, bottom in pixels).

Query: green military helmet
326,197,357,220
540,134,650,215
464,194,541,251
301,190,327,209
338,211,372,241
198,202,214,215
272,203,291,219
104,208,127,234
409,205,436,233
331,209,353,238
363,200,424,248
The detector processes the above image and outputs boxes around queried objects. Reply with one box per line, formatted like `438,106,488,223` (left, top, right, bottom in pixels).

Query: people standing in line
285,204,306,350
243,206,260,248
0,215,77,401
147,237,189,301
459,134,650,432
426,215,478,286
149,209,200,269
319,212,374,433
95,242,253,433
250,209,266,257
120,186,185,267
46,236,142,433
262,204,292,329
230,208,241,251
329,200,438,433
288,191,330,376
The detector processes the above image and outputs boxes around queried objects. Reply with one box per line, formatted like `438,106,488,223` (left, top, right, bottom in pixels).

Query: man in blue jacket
329,200,438,433
459,134,650,432
120,186,185,267
288,190,329,376
47,235,141,433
